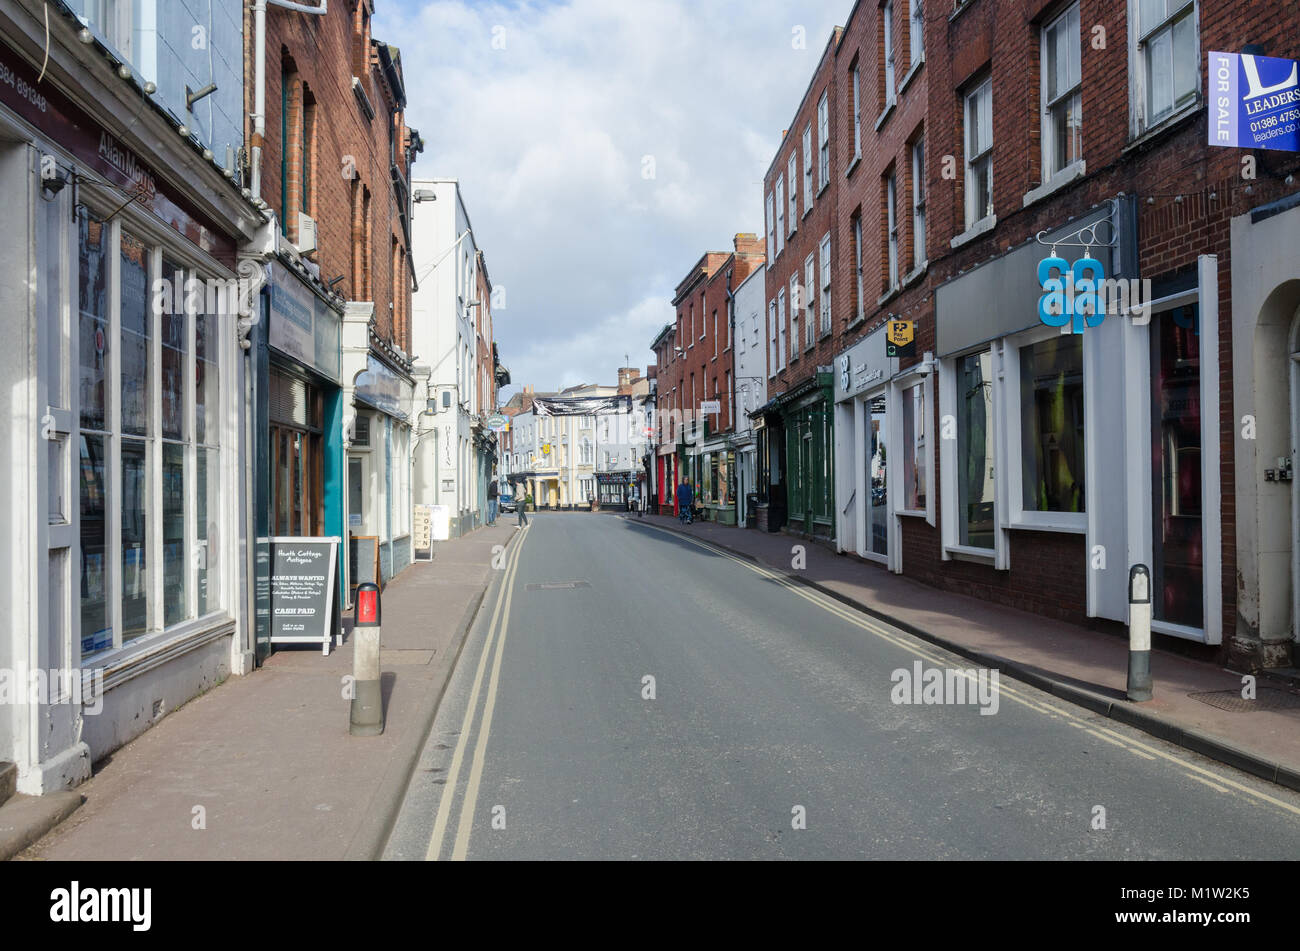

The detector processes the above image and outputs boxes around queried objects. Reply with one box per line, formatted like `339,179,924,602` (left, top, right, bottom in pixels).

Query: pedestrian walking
487,479,499,526
517,493,529,527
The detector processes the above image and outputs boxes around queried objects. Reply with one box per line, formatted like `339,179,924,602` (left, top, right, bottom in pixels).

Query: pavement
11,522,519,861
632,513,1300,794
389,513,1300,859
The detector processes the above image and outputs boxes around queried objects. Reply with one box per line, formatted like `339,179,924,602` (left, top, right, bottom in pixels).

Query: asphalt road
384,513,1300,860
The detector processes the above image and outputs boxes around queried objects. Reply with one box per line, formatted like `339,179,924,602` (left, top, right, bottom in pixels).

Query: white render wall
732,264,767,431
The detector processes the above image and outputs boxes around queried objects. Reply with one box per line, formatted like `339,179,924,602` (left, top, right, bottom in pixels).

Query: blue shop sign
1209,51,1300,152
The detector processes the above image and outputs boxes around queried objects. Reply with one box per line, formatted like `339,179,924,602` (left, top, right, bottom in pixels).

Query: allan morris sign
1210,51,1300,152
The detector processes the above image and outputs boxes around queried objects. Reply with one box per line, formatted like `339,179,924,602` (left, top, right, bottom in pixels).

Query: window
803,123,814,213
912,136,927,267
769,300,778,375
788,153,799,234
804,254,817,342
910,0,925,68
883,1,896,105
766,191,776,260
1042,4,1082,179
789,274,800,360
818,91,830,190
777,291,788,372
1020,336,1084,513
1134,0,1198,131
852,216,864,319
957,350,996,549
902,381,928,510
964,77,994,228
713,309,719,357
886,171,899,290
775,176,786,257
819,233,832,333
78,209,224,658
852,62,862,158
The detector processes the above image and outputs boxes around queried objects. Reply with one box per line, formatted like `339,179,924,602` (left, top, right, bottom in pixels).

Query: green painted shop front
779,373,835,539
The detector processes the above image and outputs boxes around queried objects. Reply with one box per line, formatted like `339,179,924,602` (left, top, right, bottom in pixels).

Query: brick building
749,0,1300,668
245,0,422,606
759,28,844,538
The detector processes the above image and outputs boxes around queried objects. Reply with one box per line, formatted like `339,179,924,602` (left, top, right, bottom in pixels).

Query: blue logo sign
1210,51,1300,152
1038,255,1105,335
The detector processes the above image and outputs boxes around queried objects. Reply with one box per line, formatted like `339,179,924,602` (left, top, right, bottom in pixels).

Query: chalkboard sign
268,537,341,655
349,535,379,596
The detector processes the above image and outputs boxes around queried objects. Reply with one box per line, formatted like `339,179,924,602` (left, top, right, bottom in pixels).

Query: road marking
1186,772,1229,794
424,525,529,861
634,520,1300,820
451,524,526,860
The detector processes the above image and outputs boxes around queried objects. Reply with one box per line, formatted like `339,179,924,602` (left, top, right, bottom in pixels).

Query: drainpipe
251,0,328,200
725,268,738,523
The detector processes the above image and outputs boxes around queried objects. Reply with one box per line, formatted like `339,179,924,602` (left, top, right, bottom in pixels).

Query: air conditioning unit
297,212,318,255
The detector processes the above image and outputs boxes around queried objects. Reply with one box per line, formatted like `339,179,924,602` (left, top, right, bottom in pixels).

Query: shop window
957,350,996,549
78,209,224,658
867,396,888,557
901,381,927,511
1020,336,1085,513
1150,305,1202,628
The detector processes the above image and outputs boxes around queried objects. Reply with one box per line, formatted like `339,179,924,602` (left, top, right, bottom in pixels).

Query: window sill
804,342,816,354
897,508,928,519
845,313,867,332
945,544,996,565
902,261,928,288
846,153,862,179
352,76,375,121
1007,516,1086,534
877,284,902,308
819,329,832,342
1022,160,1087,208
83,614,237,694
898,57,923,96
1124,100,1203,156
874,99,897,133
818,183,830,198
950,214,996,249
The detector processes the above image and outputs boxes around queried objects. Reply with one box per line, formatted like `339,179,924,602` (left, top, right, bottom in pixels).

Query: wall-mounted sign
834,323,898,403
355,354,407,419
1209,51,1300,152
886,320,916,359
486,413,508,431
1037,255,1106,334
700,400,722,415
268,263,342,383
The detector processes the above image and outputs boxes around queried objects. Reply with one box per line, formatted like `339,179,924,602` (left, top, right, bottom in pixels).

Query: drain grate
1188,687,1300,713
525,581,591,592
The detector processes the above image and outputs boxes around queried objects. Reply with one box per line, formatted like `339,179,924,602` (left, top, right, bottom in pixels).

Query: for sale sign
1210,51,1300,152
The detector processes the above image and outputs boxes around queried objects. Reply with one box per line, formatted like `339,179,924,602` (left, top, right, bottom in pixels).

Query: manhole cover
525,581,591,591
1188,688,1300,712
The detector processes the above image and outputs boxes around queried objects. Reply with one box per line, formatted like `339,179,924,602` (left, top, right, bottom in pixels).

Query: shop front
253,260,345,659
0,29,262,790
777,373,835,539
930,196,1222,638
698,439,737,525
833,326,899,568
345,340,415,587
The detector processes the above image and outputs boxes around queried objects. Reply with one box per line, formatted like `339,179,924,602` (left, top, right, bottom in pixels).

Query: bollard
1127,564,1153,702
350,583,384,736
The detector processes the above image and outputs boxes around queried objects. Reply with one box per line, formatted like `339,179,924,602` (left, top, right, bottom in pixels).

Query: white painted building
410,179,485,537
732,263,767,524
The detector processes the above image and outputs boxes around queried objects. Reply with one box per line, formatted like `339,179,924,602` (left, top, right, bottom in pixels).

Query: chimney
734,232,763,257
618,367,638,388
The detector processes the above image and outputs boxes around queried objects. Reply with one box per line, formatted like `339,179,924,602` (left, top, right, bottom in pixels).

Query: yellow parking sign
887,320,915,358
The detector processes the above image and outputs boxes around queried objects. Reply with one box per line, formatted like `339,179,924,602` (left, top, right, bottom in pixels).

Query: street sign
886,320,915,359
486,413,508,431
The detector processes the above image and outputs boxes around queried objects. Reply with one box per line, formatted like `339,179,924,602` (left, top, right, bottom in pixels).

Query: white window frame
804,254,817,343
768,299,778,377
883,1,896,106
910,0,925,69
1041,3,1083,183
886,171,899,290
963,76,994,230
1128,0,1199,138
818,91,830,192
802,123,814,215
766,191,776,261
889,366,935,526
777,290,788,372
852,63,862,159
789,273,800,360
775,176,786,258
853,216,864,321
912,136,927,268
819,233,832,334
787,153,799,235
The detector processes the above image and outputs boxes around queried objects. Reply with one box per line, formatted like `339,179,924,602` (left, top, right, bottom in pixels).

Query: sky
374,0,852,400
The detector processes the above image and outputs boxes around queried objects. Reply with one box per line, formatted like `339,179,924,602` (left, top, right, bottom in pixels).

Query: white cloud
376,0,851,398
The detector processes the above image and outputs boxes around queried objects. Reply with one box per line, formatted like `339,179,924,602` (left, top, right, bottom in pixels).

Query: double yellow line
425,524,530,861
637,521,1300,820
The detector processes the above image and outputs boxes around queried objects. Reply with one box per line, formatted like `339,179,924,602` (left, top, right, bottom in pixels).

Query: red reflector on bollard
356,583,381,627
